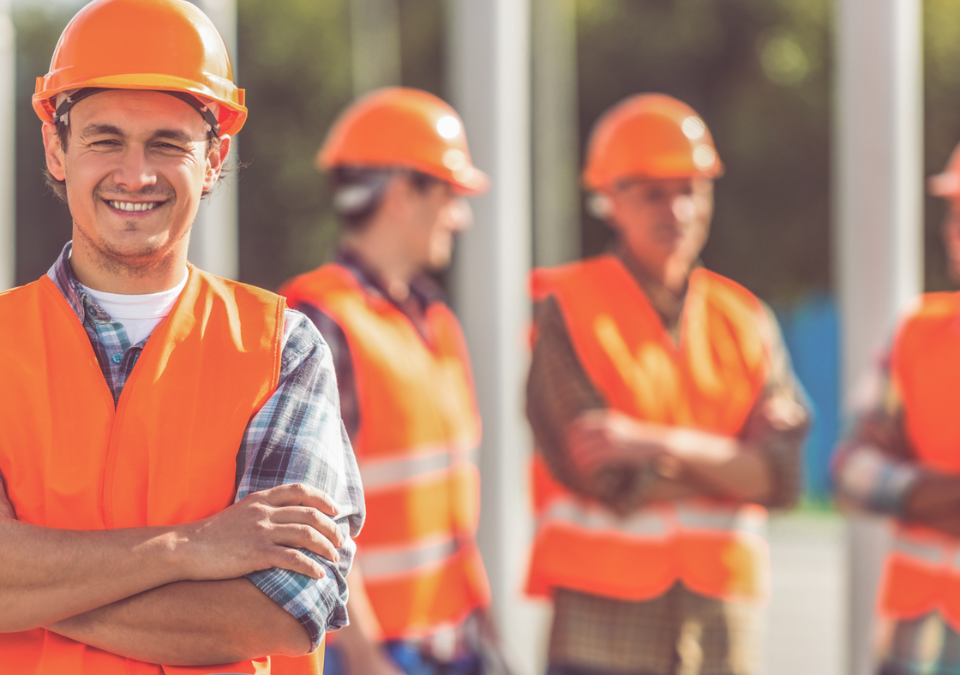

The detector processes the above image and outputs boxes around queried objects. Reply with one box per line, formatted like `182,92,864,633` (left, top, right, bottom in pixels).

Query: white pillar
188,0,239,279
531,0,579,267
448,1,537,673
834,1,923,674
0,0,13,290
349,0,402,97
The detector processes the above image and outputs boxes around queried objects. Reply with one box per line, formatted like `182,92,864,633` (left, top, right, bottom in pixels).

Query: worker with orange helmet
524,93,810,675
832,142,960,675
0,1,362,673
279,87,504,675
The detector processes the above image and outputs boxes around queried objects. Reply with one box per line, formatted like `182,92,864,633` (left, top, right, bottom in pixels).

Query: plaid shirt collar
46,241,114,326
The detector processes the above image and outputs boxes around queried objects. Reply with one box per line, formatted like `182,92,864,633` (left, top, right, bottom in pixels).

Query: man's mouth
106,200,163,213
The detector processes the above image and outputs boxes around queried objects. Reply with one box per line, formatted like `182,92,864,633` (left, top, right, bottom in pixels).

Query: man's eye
91,139,119,147
156,143,185,151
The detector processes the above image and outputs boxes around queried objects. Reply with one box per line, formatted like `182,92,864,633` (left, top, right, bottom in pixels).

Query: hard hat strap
54,88,221,137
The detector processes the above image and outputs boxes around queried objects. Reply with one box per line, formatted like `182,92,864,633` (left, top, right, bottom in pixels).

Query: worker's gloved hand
0,470,14,520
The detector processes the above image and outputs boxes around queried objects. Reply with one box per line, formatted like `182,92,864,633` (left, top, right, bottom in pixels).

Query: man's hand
182,483,344,581
566,409,668,475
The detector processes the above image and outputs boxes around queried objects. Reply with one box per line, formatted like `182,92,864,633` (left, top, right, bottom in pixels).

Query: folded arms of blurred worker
527,246,809,516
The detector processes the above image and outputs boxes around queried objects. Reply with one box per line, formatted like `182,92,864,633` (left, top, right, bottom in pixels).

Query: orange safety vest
880,292,960,631
525,255,772,604
280,265,490,640
0,268,323,675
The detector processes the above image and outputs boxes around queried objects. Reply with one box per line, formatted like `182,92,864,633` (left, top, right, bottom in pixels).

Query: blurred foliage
10,0,960,297
924,0,960,292
236,0,445,292
576,0,832,302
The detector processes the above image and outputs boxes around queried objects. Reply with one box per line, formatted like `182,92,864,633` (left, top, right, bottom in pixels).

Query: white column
349,0,402,97
0,0,13,290
531,0,579,267
834,1,923,674
188,0,239,279
448,1,537,673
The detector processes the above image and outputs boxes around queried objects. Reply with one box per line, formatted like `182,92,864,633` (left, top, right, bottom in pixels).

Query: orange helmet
929,142,960,200
319,87,489,195
582,93,723,190
33,0,246,137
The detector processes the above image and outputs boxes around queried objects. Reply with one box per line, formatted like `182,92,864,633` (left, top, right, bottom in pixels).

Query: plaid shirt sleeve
832,349,921,517
238,308,364,651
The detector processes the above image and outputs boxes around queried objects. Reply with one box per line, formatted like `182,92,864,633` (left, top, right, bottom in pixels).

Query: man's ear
42,122,66,182
203,134,231,193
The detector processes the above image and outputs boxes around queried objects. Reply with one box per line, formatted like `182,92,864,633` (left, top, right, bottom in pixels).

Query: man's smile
103,199,167,215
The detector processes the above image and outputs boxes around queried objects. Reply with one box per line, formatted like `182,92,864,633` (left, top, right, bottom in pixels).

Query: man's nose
450,198,473,231
672,195,695,223
112,145,158,192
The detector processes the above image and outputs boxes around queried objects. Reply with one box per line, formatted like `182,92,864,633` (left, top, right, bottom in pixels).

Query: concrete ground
763,511,846,675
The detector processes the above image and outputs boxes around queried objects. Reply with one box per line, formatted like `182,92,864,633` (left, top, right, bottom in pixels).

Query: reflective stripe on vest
882,293,960,630
539,497,669,538
360,443,480,492
0,269,326,674
280,264,489,640
358,537,461,578
525,256,772,604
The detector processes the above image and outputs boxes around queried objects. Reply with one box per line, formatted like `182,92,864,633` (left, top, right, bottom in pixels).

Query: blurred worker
0,0,362,673
833,143,960,675
279,88,504,675
525,93,810,675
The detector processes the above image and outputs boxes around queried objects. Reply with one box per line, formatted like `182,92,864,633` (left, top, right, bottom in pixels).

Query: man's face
401,178,472,272
605,177,714,277
42,90,227,268
943,198,960,283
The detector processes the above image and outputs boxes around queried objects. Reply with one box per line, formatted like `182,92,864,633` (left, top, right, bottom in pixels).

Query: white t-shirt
81,271,189,346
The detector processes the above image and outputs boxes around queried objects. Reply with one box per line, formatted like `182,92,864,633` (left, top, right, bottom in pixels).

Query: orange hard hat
319,87,489,195
33,0,246,137
929,142,960,200
582,93,723,190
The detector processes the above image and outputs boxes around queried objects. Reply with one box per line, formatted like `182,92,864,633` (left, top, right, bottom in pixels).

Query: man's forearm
664,430,774,503
0,518,186,631
0,481,343,633
48,578,310,665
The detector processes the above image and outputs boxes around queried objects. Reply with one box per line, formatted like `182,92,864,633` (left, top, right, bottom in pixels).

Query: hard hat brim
34,73,247,137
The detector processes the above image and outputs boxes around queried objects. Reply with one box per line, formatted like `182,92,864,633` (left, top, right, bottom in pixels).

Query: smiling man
525,94,810,675
0,1,363,674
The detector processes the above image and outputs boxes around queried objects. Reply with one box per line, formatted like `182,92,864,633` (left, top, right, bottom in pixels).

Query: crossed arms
0,480,344,665
526,295,811,512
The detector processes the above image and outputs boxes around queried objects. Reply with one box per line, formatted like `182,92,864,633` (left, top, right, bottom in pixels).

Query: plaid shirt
833,343,960,675
43,243,364,651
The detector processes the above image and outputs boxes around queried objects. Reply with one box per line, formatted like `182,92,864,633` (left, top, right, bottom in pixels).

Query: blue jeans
324,642,483,675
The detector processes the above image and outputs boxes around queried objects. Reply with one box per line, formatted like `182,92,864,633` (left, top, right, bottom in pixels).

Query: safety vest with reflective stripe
881,292,960,629
525,255,772,603
280,264,489,640
0,268,324,675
